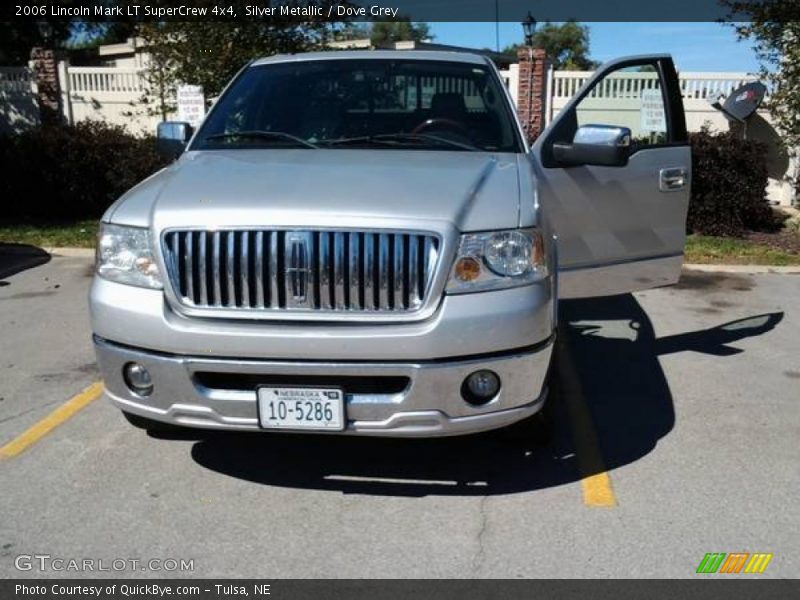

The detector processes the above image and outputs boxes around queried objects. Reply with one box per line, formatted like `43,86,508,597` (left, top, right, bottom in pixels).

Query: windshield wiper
321,133,480,151
203,130,319,149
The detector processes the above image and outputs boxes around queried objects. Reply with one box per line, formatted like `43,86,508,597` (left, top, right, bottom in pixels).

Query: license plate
257,387,345,431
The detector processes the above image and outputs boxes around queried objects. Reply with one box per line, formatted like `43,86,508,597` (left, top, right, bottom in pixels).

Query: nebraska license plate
257,387,345,431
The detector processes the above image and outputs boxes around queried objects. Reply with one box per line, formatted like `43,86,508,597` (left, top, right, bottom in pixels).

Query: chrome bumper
95,336,553,437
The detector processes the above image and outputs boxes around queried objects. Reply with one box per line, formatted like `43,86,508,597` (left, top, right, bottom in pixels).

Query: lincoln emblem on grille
285,233,312,304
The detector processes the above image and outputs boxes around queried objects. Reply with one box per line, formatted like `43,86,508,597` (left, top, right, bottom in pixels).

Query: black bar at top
2,0,780,23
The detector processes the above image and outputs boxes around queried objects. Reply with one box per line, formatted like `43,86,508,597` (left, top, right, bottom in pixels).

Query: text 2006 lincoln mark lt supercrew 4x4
90,51,690,437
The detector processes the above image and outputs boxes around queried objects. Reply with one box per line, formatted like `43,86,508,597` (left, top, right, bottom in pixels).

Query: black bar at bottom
2,579,798,600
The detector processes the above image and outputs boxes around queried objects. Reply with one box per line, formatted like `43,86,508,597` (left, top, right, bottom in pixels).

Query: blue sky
428,22,761,73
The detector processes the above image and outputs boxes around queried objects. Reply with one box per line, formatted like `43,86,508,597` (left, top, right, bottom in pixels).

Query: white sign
177,85,205,128
640,88,666,133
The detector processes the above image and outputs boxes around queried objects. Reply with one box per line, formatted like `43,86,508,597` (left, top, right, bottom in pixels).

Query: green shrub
0,121,169,220
688,128,774,236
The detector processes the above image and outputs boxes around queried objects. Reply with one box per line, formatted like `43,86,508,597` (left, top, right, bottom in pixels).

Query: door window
574,65,670,146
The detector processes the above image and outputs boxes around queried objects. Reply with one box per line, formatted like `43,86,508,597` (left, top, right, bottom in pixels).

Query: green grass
0,220,98,248
685,234,800,266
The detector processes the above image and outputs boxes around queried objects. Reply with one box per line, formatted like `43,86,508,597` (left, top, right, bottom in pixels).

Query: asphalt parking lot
0,247,798,578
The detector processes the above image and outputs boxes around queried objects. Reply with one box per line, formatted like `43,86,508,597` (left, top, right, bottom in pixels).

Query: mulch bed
745,230,800,254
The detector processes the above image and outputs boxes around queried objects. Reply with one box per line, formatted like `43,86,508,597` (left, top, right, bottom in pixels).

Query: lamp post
521,11,537,47
519,11,539,144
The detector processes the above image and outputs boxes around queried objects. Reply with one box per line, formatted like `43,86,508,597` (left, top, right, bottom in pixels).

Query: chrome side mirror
553,124,632,168
156,121,194,160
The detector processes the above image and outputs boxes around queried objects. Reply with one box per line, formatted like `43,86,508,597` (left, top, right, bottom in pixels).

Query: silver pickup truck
90,50,690,438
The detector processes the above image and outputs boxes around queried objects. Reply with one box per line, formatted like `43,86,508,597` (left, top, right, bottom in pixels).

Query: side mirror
156,121,194,160
552,125,632,167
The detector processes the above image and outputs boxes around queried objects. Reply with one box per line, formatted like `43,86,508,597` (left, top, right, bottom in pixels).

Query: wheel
122,411,186,434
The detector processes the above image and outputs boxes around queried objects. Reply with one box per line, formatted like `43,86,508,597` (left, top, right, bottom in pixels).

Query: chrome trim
409,234,420,308
212,232,222,307
226,232,235,307
198,231,207,305
254,231,265,308
285,231,311,309
161,228,443,321
183,231,193,303
364,233,376,311
240,231,250,307
393,234,404,309
333,232,345,310
269,231,279,309
378,233,390,310
319,231,331,310
349,232,360,310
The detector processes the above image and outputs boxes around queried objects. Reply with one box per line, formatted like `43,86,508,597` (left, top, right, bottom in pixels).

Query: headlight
96,223,162,289
447,228,547,294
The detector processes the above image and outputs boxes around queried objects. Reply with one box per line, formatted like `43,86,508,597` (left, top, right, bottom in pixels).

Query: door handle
659,167,688,192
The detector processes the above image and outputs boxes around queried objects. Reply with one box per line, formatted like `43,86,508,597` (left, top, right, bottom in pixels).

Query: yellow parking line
556,339,617,507
0,381,104,460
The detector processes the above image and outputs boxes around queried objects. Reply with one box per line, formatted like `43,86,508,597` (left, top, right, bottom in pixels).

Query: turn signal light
454,256,481,282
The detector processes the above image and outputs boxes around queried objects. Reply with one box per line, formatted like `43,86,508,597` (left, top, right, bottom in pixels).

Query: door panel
533,55,691,299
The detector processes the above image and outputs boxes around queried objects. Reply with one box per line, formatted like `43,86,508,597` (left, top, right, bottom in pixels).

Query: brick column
30,47,62,126
516,47,548,143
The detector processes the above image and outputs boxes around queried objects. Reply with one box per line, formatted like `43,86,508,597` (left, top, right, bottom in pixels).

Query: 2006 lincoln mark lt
90,51,690,437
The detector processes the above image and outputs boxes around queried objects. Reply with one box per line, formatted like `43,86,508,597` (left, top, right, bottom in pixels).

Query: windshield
192,58,523,153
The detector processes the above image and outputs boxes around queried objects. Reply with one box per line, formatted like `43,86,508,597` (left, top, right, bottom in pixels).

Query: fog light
462,370,501,405
123,362,153,396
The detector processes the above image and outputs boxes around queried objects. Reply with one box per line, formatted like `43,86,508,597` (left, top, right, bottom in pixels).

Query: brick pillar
516,47,548,143
30,47,62,126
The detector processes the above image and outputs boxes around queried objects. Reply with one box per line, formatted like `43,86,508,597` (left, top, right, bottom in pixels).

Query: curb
43,247,95,258
683,264,800,274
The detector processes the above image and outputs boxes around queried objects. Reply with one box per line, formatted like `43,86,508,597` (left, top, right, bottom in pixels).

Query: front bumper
96,336,553,437
89,277,553,361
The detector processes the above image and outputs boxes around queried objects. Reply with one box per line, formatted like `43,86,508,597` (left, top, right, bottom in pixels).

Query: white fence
0,62,160,134
499,67,764,130
64,66,158,133
550,70,762,133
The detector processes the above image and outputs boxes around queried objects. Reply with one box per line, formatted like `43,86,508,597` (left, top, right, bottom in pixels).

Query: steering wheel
411,118,469,136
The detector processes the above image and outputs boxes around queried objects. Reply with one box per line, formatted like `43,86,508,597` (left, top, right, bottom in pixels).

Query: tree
68,22,137,50
721,1,800,176
0,21,72,64
370,19,432,46
503,20,599,70
136,3,344,118
332,22,371,42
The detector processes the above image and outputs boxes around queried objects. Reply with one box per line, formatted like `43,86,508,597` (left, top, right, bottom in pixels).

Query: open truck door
532,55,691,299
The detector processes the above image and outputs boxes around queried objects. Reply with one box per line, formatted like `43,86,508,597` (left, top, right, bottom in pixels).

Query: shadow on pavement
189,294,783,496
0,243,51,281
559,296,782,475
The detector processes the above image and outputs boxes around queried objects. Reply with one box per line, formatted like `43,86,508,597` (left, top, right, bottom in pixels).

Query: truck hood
109,149,523,233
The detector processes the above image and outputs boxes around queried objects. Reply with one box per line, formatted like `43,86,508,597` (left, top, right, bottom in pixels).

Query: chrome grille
162,229,440,314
